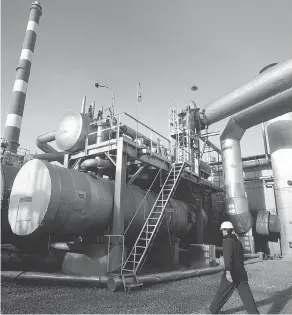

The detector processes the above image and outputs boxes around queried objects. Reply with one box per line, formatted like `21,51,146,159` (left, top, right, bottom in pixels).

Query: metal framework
67,109,222,291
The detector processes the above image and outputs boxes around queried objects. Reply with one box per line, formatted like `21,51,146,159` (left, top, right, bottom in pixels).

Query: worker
209,221,259,314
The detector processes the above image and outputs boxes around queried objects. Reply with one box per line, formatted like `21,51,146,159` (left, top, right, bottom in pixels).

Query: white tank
8,159,192,238
266,112,292,258
55,112,90,152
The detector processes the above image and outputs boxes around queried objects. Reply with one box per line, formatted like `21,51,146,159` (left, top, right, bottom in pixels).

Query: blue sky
1,0,292,156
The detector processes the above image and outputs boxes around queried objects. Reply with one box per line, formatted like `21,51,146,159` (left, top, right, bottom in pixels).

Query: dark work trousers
209,272,259,314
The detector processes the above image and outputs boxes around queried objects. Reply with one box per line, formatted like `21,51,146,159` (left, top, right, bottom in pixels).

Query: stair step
122,164,183,275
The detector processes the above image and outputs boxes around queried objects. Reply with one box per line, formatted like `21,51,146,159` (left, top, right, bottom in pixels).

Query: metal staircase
121,162,185,291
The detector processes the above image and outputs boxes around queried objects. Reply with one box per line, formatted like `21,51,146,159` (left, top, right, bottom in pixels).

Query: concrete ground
1,259,292,314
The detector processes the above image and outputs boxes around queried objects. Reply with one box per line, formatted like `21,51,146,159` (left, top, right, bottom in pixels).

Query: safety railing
84,112,172,160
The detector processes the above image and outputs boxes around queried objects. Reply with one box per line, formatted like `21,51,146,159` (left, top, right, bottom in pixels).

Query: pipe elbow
225,197,253,233
80,158,112,170
36,131,58,154
220,117,246,142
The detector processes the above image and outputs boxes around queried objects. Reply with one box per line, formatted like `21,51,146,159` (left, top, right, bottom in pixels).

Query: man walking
209,221,259,314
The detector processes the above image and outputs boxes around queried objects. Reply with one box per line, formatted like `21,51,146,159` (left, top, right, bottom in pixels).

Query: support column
109,138,127,272
63,154,69,168
196,192,204,244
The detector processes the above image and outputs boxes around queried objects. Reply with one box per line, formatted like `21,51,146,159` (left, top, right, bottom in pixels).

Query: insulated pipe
203,58,292,125
220,87,292,233
80,158,113,170
3,1,42,153
24,152,65,164
50,242,70,251
1,271,108,287
210,154,270,166
108,266,224,291
1,257,263,290
261,123,269,161
213,159,271,172
80,96,86,114
107,257,263,291
36,131,59,153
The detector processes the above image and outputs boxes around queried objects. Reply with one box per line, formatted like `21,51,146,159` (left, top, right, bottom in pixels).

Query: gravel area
1,259,292,314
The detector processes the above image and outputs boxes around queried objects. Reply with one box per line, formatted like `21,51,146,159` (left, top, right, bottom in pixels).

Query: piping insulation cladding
266,112,292,257
8,159,193,237
3,1,42,153
204,58,292,125
1,257,263,289
220,87,292,234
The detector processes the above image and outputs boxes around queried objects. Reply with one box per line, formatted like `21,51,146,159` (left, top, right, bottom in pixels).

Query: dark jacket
223,234,248,282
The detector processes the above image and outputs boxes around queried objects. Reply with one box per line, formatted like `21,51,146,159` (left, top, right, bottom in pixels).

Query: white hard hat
220,221,234,230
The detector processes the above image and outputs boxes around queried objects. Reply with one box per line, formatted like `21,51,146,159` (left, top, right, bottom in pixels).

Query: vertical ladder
121,162,185,283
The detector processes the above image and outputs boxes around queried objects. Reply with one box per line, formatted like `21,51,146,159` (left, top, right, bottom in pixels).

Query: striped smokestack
3,1,42,153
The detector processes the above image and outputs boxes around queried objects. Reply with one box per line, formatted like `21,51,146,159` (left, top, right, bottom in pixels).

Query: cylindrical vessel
204,58,292,125
8,160,192,238
96,121,110,145
1,165,20,241
255,210,281,235
256,210,270,235
266,112,292,258
55,113,90,152
3,1,42,153
54,112,108,153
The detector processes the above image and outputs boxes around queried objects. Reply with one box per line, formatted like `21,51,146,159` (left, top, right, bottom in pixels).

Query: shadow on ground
222,286,292,314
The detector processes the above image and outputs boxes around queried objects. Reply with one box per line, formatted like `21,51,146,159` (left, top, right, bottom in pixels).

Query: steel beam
127,164,147,186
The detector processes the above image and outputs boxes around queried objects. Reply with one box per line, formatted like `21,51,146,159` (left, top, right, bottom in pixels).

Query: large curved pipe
36,131,59,153
80,157,113,170
24,152,65,164
204,58,292,125
220,87,292,233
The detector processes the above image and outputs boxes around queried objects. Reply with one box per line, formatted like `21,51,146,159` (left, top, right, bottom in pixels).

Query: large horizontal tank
8,159,192,238
1,164,20,241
